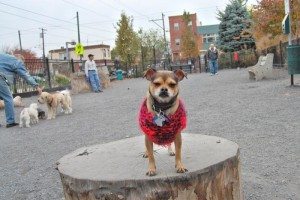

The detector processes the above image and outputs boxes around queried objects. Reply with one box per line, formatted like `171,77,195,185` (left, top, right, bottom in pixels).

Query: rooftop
49,44,110,53
197,24,219,34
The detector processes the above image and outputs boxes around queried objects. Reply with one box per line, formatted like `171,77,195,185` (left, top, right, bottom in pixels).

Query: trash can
287,45,300,75
116,70,123,80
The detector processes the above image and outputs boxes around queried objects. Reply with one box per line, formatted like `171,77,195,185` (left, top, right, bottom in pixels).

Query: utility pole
40,28,46,60
18,30,22,51
150,13,169,69
76,11,82,61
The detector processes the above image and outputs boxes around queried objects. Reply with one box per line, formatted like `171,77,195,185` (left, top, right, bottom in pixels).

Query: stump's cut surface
57,133,242,200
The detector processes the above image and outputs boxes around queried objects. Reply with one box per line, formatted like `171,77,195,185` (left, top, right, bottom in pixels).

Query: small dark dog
37,108,46,119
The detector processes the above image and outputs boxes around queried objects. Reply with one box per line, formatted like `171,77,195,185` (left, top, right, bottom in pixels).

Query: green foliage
218,50,257,69
54,74,70,86
217,0,255,52
115,12,140,67
180,11,199,59
138,28,166,63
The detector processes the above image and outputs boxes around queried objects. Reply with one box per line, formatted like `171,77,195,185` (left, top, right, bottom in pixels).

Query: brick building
168,13,202,61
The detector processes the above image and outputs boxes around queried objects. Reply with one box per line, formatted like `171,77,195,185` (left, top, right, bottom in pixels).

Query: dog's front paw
176,163,188,173
168,151,175,156
146,168,156,176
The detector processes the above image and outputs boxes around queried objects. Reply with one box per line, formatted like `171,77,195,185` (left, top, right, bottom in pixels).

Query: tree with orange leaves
251,0,300,49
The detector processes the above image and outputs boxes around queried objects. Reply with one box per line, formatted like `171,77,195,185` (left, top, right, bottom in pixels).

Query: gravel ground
0,69,299,200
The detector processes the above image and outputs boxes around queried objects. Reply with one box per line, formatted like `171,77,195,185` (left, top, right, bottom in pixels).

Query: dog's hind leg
19,119,23,128
168,144,175,156
142,150,148,158
145,136,156,176
25,118,30,128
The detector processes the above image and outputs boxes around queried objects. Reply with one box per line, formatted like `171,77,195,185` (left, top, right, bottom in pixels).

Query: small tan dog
37,91,72,119
138,69,187,176
0,96,24,109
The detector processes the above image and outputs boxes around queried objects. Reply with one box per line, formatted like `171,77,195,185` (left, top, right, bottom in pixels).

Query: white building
48,44,111,61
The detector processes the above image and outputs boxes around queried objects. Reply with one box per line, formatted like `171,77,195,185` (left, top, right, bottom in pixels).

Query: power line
0,2,113,33
0,1,74,24
61,0,108,18
0,10,108,38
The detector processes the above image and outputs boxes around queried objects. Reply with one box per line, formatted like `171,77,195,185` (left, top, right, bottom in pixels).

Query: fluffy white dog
19,103,39,128
60,90,72,114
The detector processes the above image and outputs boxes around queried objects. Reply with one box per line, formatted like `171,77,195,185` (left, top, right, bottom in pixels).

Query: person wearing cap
0,53,43,128
84,54,103,93
207,44,219,76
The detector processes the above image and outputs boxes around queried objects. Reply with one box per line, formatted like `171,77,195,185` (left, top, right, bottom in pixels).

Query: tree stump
57,134,242,200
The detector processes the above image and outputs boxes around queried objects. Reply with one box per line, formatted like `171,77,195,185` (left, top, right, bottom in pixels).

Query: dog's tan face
38,92,52,104
144,69,186,103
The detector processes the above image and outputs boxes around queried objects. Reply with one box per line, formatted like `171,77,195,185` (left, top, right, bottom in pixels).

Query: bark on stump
57,133,242,200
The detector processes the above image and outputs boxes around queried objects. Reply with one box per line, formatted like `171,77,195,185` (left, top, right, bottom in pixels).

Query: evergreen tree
217,0,255,52
180,11,199,59
115,12,139,67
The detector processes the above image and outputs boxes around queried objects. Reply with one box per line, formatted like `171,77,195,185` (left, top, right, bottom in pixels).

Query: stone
57,133,242,200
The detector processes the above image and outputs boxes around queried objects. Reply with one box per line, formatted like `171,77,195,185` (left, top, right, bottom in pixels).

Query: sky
0,0,258,57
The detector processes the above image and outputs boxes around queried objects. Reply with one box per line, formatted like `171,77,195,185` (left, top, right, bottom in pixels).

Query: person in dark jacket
207,44,219,76
0,53,42,128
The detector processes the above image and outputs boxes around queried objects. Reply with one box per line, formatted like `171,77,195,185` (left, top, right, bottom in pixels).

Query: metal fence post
45,58,52,88
71,59,75,73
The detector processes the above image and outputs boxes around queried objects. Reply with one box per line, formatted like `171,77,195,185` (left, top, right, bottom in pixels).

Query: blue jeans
209,60,218,74
88,70,101,92
0,76,15,124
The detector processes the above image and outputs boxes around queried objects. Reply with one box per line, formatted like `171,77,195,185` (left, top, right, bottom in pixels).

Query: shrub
54,74,70,86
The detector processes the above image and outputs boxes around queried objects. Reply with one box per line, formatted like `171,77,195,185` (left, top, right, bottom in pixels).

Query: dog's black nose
161,88,168,93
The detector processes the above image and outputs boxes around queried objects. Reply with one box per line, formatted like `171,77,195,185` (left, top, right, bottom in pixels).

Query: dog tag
153,113,168,127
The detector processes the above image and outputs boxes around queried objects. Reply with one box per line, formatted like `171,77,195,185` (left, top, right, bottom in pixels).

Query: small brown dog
138,69,187,176
37,91,72,119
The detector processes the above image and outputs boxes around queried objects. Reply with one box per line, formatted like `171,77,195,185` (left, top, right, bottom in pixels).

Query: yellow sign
75,43,84,55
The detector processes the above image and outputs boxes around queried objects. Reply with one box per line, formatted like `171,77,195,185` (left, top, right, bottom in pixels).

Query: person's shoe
99,90,103,92
215,72,218,75
6,122,19,128
210,73,214,76
95,91,100,93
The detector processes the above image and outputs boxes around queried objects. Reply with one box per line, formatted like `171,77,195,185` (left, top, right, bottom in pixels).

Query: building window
103,49,107,58
207,37,215,43
59,53,66,60
188,21,192,26
175,38,180,46
174,23,179,30
203,38,207,43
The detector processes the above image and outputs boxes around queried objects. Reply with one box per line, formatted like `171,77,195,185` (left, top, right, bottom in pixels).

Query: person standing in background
84,54,103,93
207,44,219,76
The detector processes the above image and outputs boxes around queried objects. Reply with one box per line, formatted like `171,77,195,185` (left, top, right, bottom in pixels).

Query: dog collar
149,90,179,113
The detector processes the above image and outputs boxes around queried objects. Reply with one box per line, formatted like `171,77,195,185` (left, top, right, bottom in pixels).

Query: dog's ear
143,68,156,81
174,69,187,81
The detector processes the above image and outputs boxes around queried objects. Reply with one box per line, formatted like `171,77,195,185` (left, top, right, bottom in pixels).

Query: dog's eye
153,82,161,87
169,83,176,88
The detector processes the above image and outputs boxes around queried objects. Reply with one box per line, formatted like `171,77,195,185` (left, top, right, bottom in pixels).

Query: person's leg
209,60,214,75
0,78,15,124
215,60,219,74
94,71,102,91
88,71,98,92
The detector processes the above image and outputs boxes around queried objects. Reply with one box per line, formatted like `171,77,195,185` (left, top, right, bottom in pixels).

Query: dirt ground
0,69,299,200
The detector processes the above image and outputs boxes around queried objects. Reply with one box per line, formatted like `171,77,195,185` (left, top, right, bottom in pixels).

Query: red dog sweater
138,99,187,146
